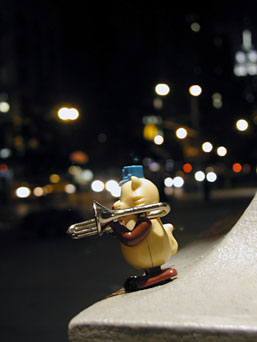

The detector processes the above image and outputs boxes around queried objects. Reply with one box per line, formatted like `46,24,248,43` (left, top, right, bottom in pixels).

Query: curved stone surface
68,193,257,342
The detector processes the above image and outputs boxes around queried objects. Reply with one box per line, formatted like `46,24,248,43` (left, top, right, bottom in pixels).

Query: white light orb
65,184,76,194
164,177,173,187
91,180,104,192
0,102,10,113
69,108,79,120
217,146,227,157
202,141,213,153
176,127,187,139
155,83,170,96
194,171,205,182
106,180,119,193
206,172,217,183
0,148,11,158
16,186,31,198
235,51,246,63
189,85,202,96
154,135,164,145
173,176,184,188
236,119,249,132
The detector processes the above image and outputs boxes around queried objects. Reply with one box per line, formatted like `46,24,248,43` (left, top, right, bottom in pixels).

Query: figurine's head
113,166,160,211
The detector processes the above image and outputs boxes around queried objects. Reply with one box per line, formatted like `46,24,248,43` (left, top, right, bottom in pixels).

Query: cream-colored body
113,176,178,270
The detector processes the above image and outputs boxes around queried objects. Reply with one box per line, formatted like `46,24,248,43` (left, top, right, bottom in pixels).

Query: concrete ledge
68,193,257,342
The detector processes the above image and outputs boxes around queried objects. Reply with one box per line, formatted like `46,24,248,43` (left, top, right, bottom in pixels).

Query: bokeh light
173,176,184,188
16,186,31,198
65,184,76,194
175,127,187,139
183,163,192,173
49,174,60,183
155,83,170,96
236,119,249,132
191,22,200,32
0,101,10,113
91,180,104,192
154,135,164,145
189,85,202,96
33,187,44,197
233,163,242,173
194,171,205,182
217,146,227,157
206,171,217,182
164,177,173,187
202,141,213,153
58,107,79,121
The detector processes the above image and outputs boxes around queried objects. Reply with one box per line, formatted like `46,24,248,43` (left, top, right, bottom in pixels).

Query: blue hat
120,165,144,185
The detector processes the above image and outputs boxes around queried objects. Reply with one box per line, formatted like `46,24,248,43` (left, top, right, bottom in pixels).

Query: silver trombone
67,201,171,239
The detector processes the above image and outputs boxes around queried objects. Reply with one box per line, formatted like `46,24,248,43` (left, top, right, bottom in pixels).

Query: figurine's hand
110,217,152,247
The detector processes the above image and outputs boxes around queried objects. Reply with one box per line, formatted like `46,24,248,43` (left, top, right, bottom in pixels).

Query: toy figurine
109,165,178,291
67,165,178,292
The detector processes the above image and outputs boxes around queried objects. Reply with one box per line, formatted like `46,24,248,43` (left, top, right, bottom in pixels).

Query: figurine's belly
121,221,172,269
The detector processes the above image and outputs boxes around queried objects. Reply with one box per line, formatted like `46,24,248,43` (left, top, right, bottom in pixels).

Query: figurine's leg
124,267,177,292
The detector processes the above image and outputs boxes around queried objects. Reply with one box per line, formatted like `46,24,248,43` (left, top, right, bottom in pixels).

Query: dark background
0,0,257,177
0,1,257,341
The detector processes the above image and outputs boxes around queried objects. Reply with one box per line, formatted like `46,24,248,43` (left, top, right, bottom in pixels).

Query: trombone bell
67,201,170,239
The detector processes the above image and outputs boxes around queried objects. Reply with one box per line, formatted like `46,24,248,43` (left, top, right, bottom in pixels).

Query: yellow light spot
143,124,158,141
33,187,44,197
191,22,200,32
49,174,60,183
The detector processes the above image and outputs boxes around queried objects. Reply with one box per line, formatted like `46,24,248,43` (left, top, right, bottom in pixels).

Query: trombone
67,201,170,239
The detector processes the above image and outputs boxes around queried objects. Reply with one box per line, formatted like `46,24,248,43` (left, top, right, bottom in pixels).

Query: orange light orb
232,163,242,173
183,163,192,173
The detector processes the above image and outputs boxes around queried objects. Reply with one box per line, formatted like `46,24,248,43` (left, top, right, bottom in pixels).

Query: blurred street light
189,85,202,131
57,107,79,121
65,184,76,194
33,187,44,197
164,177,173,187
154,134,164,145
202,141,213,153
183,163,192,173
206,171,217,182
91,180,104,192
234,30,257,76
189,85,202,97
236,118,249,131
105,180,121,197
155,83,170,96
143,124,158,141
175,127,188,139
212,93,223,109
15,186,31,198
217,146,227,157
173,176,184,188
49,173,60,183
190,22,200,32
194,171,205,182
0,101,10,113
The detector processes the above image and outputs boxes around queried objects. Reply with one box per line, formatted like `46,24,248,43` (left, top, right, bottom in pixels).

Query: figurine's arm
110,217,152,247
